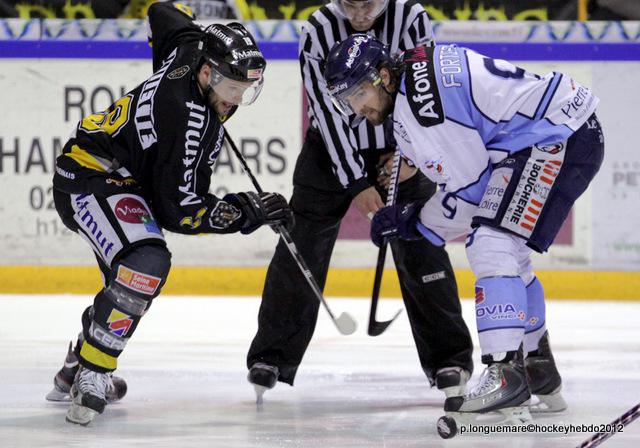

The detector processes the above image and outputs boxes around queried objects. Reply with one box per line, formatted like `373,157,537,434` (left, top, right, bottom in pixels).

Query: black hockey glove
224,191,294,235
370,202,423,247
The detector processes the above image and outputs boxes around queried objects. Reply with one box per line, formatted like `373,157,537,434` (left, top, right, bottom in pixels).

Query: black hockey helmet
199,23,266,105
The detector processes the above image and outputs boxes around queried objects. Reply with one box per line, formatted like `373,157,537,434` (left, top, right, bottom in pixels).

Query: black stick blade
367,309,403,336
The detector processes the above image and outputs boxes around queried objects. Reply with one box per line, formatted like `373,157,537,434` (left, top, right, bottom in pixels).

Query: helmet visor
327,67,381,117
332,0,389,24
209,66,264,106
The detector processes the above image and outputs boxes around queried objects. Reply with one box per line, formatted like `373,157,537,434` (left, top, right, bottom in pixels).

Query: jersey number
80,95,132,136
442,193,457,219
483,58,525,80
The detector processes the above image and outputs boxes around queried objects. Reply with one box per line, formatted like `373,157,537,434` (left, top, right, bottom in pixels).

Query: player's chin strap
381,81,394,98
223,129,357,336
381,59,403,98
350,115,365,129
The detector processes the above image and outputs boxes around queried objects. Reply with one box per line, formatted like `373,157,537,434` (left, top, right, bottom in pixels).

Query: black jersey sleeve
147,2,204,72
149,95,245,235
151,171,245,236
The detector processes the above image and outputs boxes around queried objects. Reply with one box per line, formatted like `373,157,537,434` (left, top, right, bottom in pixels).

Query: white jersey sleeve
391,44,600,244
464,50,599,132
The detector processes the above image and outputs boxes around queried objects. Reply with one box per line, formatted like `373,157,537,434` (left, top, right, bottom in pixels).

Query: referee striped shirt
299,0,434,193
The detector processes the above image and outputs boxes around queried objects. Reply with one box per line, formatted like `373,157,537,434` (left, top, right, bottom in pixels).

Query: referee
247,0,473,401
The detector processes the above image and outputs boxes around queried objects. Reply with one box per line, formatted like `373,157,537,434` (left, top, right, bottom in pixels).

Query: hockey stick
576,402,640,448
368,150,403,336
224,130,357,335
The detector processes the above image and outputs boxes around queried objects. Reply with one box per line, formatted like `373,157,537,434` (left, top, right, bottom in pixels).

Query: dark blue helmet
324,33,392,116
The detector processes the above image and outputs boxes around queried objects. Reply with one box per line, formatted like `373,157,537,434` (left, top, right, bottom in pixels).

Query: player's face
199,64,263,116
208,78,255,116
340,0,385,31
346,81,393,125
208,90,236,117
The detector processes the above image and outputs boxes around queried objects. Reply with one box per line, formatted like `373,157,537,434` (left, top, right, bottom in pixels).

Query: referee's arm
299,25,371,197
401,1,436,48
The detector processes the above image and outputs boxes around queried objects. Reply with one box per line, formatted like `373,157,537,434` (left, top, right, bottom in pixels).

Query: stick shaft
368,151,403,334
224,131,342,325
577,403,640,448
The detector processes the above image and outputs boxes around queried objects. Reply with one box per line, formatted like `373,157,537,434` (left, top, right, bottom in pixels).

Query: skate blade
46,388,71,402
530,391,568,413
498,404,533,424
444,412,478,427
441,384,468,398
253,385,268,405
66,403,99,426
446,404,532,427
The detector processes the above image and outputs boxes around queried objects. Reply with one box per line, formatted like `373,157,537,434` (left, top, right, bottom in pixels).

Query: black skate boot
66,366,110,425
435,367,470,398
437,347,531,439
526,331,567,412
248,363,279,405
46,340,127,403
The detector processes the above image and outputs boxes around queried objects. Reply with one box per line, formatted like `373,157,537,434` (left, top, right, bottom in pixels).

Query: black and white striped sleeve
299,17,370,195
400,0,435,49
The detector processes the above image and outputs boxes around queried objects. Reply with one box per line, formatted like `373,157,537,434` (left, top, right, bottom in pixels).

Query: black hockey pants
247,129,473,385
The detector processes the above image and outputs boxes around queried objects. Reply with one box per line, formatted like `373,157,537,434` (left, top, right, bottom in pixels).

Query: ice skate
437,349,532,439
435,366,470,398
526,331,567,413
248,363,279,405
46,341,127,403
66,366,110,425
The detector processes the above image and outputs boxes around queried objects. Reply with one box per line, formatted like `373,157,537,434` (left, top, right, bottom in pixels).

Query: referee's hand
353,186,384,220
376,153,418,188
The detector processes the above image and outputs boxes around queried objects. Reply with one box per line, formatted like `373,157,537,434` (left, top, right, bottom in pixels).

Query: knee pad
79,244,171,372
466,226,520,278
108,244,172,304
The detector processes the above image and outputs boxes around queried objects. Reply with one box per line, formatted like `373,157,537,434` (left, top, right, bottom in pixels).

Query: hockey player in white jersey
324,35,604,438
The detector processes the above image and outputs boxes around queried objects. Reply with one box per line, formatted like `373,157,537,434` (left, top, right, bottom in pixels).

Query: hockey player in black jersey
46,2,293,425
247,0,473,404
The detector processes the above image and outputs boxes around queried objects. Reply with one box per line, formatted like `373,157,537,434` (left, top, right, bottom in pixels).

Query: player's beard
362,90,394,126
205,88,234,117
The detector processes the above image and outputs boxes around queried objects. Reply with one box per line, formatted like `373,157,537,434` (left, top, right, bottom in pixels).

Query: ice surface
0,294,639,447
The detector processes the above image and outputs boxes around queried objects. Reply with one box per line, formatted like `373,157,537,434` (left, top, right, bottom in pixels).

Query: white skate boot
66,366,110,425
46,340,127,403
526,331,567,413
435,366,470,398
437,349,532,439
247,363,279,405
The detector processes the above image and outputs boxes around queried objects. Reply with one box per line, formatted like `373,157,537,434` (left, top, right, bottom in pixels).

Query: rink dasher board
0,34,639,298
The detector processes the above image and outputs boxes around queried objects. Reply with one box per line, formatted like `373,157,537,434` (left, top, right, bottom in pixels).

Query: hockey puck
437,415,457,439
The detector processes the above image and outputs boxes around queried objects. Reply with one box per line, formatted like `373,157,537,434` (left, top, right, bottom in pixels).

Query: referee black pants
247,129,473,385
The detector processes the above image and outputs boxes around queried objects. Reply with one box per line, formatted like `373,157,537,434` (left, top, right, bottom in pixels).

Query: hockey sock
524,277,547,355
475,276,527,356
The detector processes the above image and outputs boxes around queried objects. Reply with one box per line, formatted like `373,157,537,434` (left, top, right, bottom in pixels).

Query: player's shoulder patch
402,45,445,128
167,65,190,80
173,3,195,19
